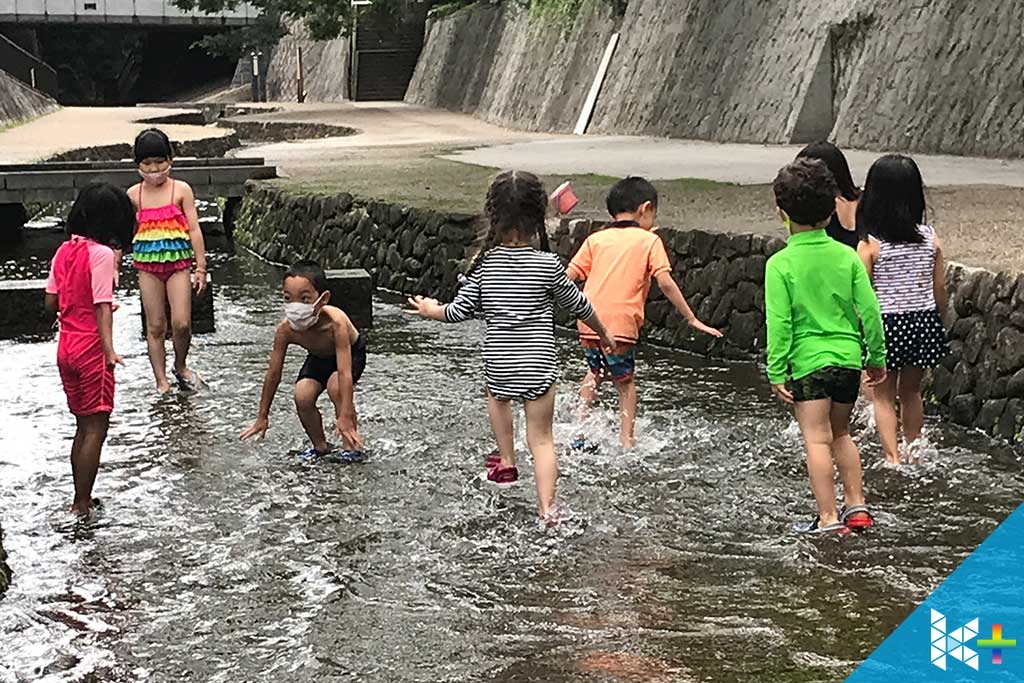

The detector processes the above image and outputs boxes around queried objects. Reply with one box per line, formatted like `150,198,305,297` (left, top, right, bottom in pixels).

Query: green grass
277,156,741,226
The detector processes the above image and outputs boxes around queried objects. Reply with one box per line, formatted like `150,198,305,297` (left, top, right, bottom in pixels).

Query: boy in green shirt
765,159,887,534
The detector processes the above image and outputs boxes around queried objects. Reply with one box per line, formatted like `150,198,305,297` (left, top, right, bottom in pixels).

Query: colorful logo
930,609,1017,671
977,623,1018,665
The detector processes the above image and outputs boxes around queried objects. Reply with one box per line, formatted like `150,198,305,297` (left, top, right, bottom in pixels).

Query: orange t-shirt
568,226,672,343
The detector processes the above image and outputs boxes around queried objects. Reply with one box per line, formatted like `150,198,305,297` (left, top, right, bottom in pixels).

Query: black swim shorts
296,334,367,388
788,366,860,404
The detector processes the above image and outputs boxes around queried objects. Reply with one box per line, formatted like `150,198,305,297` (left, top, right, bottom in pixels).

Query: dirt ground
267,144,1024,275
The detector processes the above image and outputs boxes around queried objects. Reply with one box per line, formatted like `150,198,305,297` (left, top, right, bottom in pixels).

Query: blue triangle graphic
847,504,1024,682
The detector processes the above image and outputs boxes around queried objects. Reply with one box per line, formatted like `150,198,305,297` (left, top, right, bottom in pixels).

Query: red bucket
549,181,579,215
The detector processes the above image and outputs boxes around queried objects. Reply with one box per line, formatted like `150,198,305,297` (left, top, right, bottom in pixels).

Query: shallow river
1,225,1022,683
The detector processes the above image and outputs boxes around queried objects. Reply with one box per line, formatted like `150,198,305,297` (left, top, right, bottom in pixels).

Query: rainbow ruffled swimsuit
132,182,194,279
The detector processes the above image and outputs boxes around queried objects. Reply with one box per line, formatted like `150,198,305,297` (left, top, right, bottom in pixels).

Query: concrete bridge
0,0,257,26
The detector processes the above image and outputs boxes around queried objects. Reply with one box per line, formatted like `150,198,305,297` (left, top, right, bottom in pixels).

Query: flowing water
1,221,1022,683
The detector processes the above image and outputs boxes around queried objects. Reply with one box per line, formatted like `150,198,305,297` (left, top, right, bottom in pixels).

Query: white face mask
284,299,322,331
139,167,171,186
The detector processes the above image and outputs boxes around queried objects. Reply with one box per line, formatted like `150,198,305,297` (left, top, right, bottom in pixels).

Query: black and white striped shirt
445,245,595,401
871,225,937,314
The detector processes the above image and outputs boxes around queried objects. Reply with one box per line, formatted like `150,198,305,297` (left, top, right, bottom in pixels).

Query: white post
574,32,619,136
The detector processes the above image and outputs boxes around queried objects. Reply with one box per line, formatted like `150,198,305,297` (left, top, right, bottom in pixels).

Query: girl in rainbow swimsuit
127,128,208,393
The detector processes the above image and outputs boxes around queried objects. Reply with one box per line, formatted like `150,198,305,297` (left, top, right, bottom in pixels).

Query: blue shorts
582,340,636,382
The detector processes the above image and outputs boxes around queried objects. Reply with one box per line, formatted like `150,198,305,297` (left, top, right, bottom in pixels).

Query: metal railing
0,31,57,97
0,0,258,26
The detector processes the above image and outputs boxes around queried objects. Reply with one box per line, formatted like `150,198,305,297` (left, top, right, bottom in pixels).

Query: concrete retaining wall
407,0,1024,158
235,184,1024,446
0,67,58,128
265,20,351,103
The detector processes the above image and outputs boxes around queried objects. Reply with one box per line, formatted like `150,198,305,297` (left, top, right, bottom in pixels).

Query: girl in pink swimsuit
45,182,136,518
128,128,208,393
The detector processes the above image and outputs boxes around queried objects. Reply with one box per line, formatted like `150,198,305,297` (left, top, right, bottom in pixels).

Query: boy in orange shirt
567,177,722,448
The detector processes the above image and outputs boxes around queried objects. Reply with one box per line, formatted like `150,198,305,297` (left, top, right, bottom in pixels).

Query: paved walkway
442,136,1024,188
0,106,236,164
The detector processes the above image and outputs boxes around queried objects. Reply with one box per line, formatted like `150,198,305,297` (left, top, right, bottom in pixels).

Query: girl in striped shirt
858,155,949,464
407,171,616,521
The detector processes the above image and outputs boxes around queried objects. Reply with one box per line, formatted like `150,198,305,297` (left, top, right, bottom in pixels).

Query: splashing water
0,231,1022,682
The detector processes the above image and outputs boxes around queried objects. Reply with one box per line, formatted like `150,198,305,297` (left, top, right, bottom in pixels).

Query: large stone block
325,269,373,330
140,274,215,337
0,280,56,339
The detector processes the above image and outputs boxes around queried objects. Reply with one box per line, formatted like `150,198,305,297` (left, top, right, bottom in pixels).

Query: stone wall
265,20,351,103
0,67,58,128
407,0,1024,157
234,184,1024,446
0,521,10,594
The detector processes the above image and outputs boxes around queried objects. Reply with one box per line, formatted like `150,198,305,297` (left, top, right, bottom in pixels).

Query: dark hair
66,182,136,251
856,154,927,245
133,128,174,164
467,170,551,275
285,260,328,293
796,141,860,201
606,176,659,216
772,158,839,227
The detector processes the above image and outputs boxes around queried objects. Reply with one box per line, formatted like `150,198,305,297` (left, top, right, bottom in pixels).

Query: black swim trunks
296,334,367,388
788,366,860,404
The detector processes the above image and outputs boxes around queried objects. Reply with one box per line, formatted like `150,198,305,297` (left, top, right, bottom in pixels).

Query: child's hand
599,332,619,356
105,350,124,368
689,318,724,338
864,366,887,386
240,417,269,441
336,411,364,450
193,269,208,295
405,295,443,319
771,383,794,405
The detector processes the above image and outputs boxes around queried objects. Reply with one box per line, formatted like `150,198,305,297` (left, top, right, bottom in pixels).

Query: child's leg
829,401,866,509
524,387,557,518
794,398,839,526
138,271,170,392
872,371,901,463
486,392,516,467
294,379,329,453
613,377,637,449
165,269,194,378
578,370,601,416
326,371,360,451
71,412,109,516
898,367,925,444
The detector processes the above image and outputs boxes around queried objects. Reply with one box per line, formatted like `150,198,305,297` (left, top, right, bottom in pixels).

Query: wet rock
0,521,10,594
733,281,761,313
950,361,975,398
964,322,989,364
729,310,763,351
931,364,953,402
689,230,719,266
975,398,1007,432
949,394,979,426
995,327,1024,373
1007,368,1024,399
412,233,431,259
717,233,752,259
998,399,1024,443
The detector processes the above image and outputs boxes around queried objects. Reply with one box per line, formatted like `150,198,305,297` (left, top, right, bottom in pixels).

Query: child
406,170,616,521
566,177,721,449
857,155,949,464
764,159,887,534
240,261,366,461
795,141,861,249
127,128,208,393
44,182,136,518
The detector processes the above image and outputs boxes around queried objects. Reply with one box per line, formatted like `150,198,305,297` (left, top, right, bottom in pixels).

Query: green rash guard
764,228,887,385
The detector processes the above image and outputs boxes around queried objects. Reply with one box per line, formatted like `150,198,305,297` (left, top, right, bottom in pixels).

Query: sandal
793,515,850,536
840,504,874,530
485,449,501,469
487,464,519,485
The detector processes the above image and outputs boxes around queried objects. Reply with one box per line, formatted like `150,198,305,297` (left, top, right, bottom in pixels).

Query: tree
173,0,434,57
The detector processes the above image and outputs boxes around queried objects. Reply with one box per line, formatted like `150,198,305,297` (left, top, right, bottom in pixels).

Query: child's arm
933,233,948,319
45,293,59,313
179,181,208,294
764,261,794,403
331,319,362,450
653,271,723,338
852,257,887,385
566,239,591,283
95,303,123,368
857,239,878,282
407,271,482,322
551,260,617,352
240,323,290,441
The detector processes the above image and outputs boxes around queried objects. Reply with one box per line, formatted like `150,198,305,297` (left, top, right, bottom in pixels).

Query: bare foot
156,380,172,394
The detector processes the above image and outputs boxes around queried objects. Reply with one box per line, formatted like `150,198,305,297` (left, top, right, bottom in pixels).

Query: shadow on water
1,226,1022,683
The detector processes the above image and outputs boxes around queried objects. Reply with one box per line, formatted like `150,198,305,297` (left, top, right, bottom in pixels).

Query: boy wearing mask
241,261,367,461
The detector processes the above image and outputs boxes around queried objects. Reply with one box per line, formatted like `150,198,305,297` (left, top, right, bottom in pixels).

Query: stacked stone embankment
0,68,58,128
235,184,1024,445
